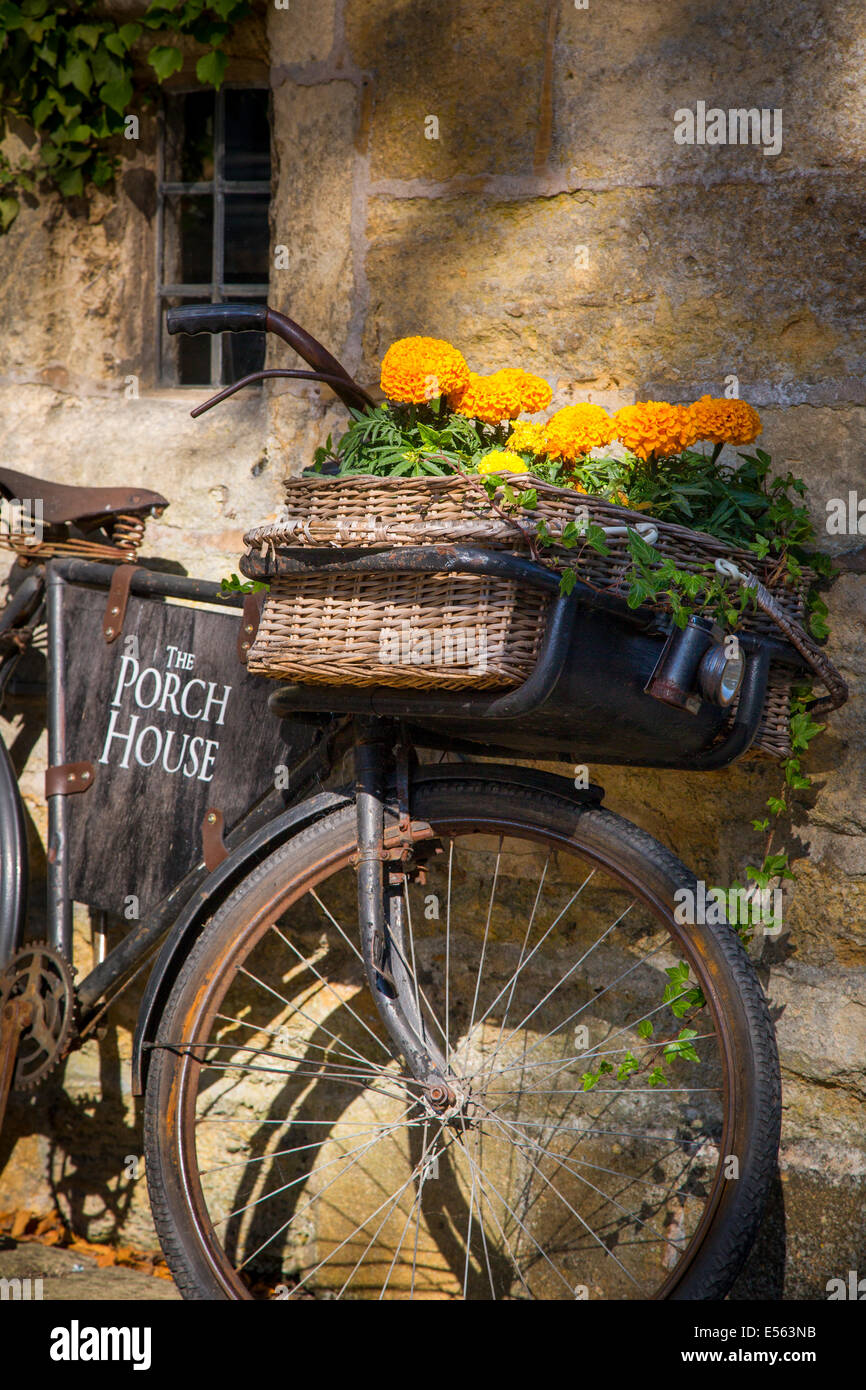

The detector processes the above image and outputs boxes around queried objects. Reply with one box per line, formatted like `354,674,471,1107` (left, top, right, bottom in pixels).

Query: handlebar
166,302,375,415
166,304,268,336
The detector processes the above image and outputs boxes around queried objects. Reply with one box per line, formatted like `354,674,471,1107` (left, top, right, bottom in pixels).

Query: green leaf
118,22,143,49
103,33,127,57
195,48,228,88
31,94,53,125
647,1067,667,1089
147,44,183,81
558,569,576,597
57,52,92,96
55,166,83,196
637,1019,653,1039
0,195,20,230
99,74,133,115
73,24,101,48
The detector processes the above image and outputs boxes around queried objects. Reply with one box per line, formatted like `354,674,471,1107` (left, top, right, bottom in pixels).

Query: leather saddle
0,466,168,525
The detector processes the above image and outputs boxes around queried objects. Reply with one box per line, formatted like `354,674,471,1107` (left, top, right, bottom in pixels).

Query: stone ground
0,1240,180,1301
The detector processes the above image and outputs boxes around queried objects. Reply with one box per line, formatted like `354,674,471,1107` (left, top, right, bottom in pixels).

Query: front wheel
144,775,780,1300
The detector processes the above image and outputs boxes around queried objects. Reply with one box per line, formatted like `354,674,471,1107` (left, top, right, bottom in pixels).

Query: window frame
156,81,272,387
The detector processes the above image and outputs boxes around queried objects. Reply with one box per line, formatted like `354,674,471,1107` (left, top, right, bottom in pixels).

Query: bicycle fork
353,718,459,1118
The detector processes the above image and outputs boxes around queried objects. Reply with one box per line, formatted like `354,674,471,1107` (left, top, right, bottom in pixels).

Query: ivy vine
0,0,252,230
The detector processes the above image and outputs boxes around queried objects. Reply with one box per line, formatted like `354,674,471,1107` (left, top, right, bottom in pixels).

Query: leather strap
103,564,140,643
237,591,263,664
45,762,95,796
201,808,229,872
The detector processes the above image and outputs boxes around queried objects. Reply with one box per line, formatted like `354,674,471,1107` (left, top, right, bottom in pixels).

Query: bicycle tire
143,775,780,1300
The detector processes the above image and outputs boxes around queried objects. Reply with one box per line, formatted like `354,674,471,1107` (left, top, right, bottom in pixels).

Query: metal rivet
67,773,75,782
82,771,90,780
207,813,217,824
105,626,114,636
245,624,254,633
241,642,250,650
110,606,120,615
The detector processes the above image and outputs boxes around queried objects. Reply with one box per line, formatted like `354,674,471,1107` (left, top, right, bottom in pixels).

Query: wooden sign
61,584,314,918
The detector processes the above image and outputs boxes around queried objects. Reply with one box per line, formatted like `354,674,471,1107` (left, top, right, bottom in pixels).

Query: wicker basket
242,474,840,755
247,570,549,690
245,474,813,642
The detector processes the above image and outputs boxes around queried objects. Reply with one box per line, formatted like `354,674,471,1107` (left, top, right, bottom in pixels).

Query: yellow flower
688,395,762,446
380,336,470,404
477,451,527,475
506,421,547,455
540,404,617,460
450,368,552,423
613,401,698,461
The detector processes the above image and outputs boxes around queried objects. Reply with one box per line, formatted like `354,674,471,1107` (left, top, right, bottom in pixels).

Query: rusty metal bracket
45,761,95,796
201,808,229,872
103,563,141,644
237,590,263,664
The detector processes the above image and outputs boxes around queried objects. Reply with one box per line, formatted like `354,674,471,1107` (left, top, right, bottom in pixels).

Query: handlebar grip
166,304,268,336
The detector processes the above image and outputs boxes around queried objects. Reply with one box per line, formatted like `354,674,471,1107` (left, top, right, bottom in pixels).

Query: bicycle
0,303,813,1300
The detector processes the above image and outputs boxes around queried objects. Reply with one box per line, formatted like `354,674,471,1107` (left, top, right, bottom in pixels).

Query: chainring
0,942,77,1091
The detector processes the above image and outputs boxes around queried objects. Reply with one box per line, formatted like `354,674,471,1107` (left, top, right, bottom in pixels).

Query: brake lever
189,368,376,418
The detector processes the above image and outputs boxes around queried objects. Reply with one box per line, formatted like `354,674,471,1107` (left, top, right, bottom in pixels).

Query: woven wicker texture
247,571,549,689
242,475,823,748
244,473,811,640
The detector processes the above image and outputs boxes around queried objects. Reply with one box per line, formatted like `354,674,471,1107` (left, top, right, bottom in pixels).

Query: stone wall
0,0,864,1297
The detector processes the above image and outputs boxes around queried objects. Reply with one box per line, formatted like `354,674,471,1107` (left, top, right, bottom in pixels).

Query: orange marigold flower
613,401,698,461
688,395,762,446
450,368,552,423
380,336,470,404
540,404,617,460
505,421,547,455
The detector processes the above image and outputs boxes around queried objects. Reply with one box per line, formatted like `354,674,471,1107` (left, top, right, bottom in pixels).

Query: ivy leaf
55,166,83,196
73,24,101,49
0,195,20,230
32,94,53,125
92,154,115,187
103,33,127,58
118,23,143,49
99,74,133,116
196,48,228,89
559,568,576,597
148,44,184,81
637,1019,653,1039
57,52,92,96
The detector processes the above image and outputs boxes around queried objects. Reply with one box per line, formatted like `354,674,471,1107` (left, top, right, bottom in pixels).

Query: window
157,86,272,387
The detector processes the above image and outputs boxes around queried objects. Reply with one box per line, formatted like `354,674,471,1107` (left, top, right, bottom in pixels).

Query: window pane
224,89,271,181
163,194,213,284
224,194,269,283
164,91,214,182
162,297,212,386
221,300,267,386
